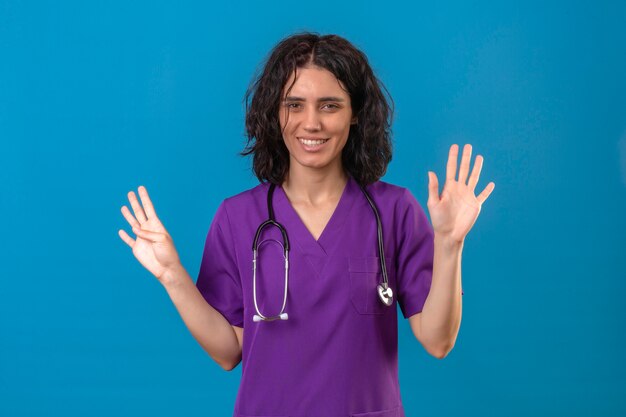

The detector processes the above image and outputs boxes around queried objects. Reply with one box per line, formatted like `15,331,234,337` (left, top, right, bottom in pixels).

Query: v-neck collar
274,174,358,262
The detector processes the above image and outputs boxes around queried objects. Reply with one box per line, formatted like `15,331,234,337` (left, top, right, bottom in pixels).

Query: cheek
329,116,353,136
279,112,297,134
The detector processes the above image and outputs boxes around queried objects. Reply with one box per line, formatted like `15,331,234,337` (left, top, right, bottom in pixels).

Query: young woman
119,32,494,417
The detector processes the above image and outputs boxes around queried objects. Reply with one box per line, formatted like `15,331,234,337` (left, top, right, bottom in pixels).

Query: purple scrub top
196,174,434,417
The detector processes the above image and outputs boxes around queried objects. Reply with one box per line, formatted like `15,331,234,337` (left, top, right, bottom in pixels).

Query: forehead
282,66,349,99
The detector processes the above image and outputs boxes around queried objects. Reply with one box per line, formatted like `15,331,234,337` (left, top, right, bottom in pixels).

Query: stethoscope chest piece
377,283,393,306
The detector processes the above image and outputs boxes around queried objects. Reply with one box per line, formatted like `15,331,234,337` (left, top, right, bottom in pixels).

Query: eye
322,103,340,110
284,102,301,109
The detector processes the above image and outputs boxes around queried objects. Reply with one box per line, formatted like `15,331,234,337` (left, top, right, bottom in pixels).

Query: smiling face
278,65,356,177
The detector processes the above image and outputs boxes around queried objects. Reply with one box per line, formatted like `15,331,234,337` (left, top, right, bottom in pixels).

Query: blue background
1,0,625,416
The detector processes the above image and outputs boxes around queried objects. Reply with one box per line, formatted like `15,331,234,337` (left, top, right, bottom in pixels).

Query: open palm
427,144,495,243
118,186,180,281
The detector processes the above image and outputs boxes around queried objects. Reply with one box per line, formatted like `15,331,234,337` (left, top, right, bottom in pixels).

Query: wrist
434,232,464,253
160,263,188,288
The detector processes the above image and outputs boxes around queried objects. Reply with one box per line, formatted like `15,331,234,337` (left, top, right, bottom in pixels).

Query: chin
292,154,341,171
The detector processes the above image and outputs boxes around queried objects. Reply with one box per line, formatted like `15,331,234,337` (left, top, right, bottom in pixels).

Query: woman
118,32,495,417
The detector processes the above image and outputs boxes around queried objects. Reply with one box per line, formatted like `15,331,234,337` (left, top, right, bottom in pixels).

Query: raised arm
118,185,242,371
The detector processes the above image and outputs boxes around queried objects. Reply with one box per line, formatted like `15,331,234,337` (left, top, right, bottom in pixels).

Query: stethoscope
252,180,393,322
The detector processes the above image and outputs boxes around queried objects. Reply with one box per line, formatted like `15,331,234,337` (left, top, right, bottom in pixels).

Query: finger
446,144,459,182
128,190,148,223
467,154,484,192
427,171,440,207
118,229,136,248
121,205,141,229
476,182,495,205
132,226,167,243
138,185,158,220
457,144,472,184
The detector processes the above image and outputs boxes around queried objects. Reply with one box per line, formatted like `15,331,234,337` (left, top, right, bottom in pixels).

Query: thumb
427,171,440,207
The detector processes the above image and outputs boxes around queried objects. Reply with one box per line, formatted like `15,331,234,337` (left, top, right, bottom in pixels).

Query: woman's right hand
118,185,181,284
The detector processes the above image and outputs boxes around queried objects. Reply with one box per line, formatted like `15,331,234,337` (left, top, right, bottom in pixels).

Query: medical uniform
196,174,434,417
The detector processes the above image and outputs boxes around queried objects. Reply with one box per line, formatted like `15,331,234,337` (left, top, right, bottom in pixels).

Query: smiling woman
119,31,494,417
279,66,355,172
241,32,394,186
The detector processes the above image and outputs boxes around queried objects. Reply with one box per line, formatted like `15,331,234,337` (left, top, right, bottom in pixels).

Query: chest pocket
348,256,395,315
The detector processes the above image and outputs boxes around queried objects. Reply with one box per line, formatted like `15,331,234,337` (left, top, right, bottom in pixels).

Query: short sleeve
195,201,244,327
396,188,435,319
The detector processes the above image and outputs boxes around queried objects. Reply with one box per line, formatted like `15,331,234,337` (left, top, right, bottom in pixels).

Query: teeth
299,138,329,146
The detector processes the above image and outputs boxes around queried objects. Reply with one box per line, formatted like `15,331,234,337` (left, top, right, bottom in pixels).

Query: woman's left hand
427,144,495,244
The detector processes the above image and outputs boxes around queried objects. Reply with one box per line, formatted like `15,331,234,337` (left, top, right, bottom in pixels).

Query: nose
302,107,321,132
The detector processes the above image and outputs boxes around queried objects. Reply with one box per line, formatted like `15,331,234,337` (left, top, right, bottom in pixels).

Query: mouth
297,137,330,152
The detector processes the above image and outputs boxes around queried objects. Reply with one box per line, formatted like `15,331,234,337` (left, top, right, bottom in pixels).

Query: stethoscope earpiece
253,313,289,322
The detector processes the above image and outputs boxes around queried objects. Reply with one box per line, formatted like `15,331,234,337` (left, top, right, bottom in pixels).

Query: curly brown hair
241,32,394,186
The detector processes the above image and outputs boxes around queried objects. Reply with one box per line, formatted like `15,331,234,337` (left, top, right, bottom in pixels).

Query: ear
351,116,358,125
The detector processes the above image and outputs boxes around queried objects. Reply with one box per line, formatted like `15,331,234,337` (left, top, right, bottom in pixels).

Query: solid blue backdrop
1,0,625,416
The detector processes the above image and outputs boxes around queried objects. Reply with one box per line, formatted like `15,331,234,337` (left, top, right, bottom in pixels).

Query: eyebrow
284,96,346,102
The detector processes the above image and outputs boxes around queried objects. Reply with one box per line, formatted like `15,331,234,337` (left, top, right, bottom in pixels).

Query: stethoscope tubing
251,180,391,322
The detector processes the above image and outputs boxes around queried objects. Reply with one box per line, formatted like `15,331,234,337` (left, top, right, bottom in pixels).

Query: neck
282,163,349,206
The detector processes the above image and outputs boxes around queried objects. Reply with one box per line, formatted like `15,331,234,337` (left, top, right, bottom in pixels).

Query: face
278,65,356,175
